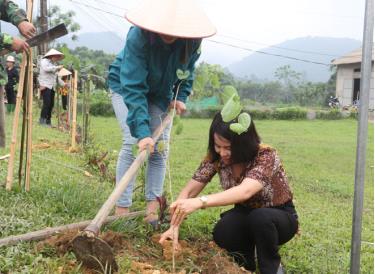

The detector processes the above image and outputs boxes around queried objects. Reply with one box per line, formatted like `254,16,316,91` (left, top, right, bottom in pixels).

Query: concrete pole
349,0,374,273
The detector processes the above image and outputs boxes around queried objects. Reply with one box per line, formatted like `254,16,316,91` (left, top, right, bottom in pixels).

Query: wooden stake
6,53,27,190
6,0,34,190
70,70,78,152
0,211,145,247
0,86,5,148
25,49,34,191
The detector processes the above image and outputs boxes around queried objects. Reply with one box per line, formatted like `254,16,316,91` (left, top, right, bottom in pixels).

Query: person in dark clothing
5,55,18,112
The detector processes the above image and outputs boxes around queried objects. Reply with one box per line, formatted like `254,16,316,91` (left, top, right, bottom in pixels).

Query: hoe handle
85,113,172,235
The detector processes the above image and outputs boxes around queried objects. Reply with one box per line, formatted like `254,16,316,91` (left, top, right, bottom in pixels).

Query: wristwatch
199,196,208,209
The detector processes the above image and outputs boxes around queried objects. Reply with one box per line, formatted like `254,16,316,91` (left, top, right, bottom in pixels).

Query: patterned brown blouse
192,145,293,208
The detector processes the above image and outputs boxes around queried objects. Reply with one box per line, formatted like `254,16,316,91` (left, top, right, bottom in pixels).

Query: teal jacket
107,26,201,139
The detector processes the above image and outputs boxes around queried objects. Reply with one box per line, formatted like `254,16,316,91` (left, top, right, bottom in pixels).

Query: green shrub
90,101,114,116
273,107,307,120
316,109,343,120
187,106,221,119
248,109,273,120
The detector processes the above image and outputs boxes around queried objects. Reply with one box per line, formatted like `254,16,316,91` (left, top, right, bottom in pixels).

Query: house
331,48,374,109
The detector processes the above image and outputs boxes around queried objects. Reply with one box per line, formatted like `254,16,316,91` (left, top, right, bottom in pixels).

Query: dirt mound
35,230,247,273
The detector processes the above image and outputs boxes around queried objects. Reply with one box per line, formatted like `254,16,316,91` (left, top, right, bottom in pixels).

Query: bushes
273,107,307,120
185,106,354,121
89,90,114,117
316,109,343,120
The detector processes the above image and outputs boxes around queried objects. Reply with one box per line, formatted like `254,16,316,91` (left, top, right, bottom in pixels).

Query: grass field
0,112,373,273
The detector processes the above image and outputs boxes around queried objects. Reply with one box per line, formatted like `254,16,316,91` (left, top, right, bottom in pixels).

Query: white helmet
6,56,15,62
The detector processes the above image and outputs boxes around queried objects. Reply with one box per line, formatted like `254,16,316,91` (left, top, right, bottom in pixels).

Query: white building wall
335,63,374,109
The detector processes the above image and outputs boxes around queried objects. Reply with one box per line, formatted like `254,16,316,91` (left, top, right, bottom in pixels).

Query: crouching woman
160,110,298,274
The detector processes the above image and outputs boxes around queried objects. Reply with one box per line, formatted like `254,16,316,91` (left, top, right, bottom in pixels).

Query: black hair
207,111,261,164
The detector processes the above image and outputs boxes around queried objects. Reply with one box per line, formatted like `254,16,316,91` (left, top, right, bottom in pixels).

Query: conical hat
58,68,72,77
44,49,64,58
125,0,216,39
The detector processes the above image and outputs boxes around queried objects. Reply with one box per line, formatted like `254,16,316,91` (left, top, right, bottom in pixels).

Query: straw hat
44,49,64,59
125,0,216,39
58,68,72,77
6,56,15,62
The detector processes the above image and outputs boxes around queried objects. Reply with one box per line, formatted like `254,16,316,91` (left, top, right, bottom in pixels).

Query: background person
38,49,64,126
5,55,18,113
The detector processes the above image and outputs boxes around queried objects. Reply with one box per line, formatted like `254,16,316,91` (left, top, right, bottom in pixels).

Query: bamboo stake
70,70,78,152
0,211,144,247
6,55,27,190
25,49,34,191
0,86,5,148
6,0,33,190
18,71,28,187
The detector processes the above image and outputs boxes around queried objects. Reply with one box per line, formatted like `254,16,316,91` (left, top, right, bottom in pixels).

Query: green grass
0,110,373,273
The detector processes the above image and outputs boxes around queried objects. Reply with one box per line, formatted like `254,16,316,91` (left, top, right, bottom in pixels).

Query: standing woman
38,49,64,126
5,55,18,113
107,0,216,226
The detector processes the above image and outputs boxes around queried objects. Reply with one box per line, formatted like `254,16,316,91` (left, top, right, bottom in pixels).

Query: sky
12,0,367,66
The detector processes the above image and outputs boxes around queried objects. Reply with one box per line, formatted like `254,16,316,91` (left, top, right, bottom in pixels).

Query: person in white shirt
38,49,64,126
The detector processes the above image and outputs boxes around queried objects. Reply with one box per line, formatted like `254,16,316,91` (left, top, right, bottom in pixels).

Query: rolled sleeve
119,27,151,139
192,159,217,184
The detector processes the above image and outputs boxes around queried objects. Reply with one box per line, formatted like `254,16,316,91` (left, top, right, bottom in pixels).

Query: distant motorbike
328,96,340,108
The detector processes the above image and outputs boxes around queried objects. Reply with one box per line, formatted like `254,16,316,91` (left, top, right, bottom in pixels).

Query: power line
70,0,124,43
69,0,123,18
207,39,331,66
83,0,128,11
217,34,341,57
65,0,347,66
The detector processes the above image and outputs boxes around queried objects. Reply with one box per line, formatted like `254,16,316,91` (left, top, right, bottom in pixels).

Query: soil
35,230,248,274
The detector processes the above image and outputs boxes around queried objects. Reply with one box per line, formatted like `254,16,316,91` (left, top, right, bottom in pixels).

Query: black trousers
61,95,68,111
5,86,15,104
213,204,298,274
40,88,55,122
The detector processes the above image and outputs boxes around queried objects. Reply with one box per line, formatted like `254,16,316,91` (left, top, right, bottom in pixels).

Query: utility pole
38,0,48,55
349,0,374,273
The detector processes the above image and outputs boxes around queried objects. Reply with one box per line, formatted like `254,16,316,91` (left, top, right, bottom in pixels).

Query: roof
332,47,374,65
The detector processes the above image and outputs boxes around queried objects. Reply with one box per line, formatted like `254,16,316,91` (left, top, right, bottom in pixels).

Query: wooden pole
0,211,144,247
18,71,28,187
70,70,78,151
85,114,172,235
0,86,5,148
6,0,33,190
6,55,27,190
25,49,34,191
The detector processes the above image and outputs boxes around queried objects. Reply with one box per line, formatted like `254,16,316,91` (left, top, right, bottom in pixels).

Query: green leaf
220,85,238,104
173,115,181,125
132,144,138,157
176,69,190,80
229,123,247,135
237,112,251,130
175,123,183,135
221,93,242,122
157,140,166,153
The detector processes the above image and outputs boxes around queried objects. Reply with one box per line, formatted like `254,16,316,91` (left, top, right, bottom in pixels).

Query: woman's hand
18,21,36,39
138,137,155,152
159,225,181,250
170,198,202,226
169,100,186,115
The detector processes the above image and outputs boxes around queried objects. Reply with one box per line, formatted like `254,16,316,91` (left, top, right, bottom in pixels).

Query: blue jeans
111,91,171,207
